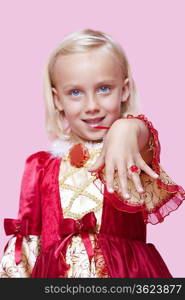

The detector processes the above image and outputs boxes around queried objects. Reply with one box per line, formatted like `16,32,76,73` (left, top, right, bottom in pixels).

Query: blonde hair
43,28,140,140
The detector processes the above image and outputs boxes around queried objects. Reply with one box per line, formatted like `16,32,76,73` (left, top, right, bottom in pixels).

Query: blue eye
98,86,111,93
70,89,80,96
69,86,111,96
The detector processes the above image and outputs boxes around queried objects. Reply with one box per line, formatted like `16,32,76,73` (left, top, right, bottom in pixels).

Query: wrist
113,118,140,136
124,115,150,151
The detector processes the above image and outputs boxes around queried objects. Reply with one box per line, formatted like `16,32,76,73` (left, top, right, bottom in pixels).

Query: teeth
84,118,103,124
86,120,100,124
86,123,101,127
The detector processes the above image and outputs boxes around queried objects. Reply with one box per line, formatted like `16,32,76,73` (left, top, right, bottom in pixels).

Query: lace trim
94,235,110,277
127,115,185,193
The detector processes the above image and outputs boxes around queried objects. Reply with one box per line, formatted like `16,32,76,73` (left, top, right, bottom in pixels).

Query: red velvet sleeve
4,151,50,264
96,114,185,225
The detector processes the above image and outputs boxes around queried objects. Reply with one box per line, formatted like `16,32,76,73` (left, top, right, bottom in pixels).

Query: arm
0,151,50,277
112,117,154,165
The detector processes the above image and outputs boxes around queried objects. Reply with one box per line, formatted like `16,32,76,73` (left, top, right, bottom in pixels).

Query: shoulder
25,138,71,166
26,150,51,162
25,151,53,171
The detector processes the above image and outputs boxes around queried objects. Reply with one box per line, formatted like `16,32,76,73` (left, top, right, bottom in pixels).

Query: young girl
0,29,184,278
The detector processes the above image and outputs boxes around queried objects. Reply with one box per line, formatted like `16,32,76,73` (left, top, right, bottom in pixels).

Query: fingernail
124,193,130,199
153,173,159,178
108,187,114,193
137,187,144,193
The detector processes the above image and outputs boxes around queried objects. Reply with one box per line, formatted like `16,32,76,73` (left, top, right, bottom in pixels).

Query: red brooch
69,143,90,168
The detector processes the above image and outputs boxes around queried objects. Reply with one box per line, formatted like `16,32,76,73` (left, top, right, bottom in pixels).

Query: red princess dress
0,115,185,278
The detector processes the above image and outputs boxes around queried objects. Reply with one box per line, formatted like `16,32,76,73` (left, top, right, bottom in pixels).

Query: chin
80,132,105,143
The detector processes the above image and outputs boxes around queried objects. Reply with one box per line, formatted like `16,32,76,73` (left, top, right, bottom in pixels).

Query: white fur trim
47,138,104,158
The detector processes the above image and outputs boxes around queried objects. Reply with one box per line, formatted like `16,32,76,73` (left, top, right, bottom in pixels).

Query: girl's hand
88,118,159,199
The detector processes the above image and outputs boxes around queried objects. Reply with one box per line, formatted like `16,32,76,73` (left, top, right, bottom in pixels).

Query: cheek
63,103,81,119
102,97,121,113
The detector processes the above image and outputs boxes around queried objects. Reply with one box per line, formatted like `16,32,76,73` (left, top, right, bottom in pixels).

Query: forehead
52,49,123,86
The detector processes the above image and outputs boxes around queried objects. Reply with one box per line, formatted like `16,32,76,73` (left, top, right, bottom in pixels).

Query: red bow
4,218,29,265
55,212,97,264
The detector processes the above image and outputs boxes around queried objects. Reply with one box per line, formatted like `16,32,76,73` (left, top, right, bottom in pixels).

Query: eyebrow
63,80,117,90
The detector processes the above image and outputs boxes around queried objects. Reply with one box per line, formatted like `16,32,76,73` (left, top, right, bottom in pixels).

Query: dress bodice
58,142,104,231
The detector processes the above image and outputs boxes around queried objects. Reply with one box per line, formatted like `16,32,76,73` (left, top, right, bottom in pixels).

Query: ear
52,87,71,134
120,78,130,103
52,87,64,111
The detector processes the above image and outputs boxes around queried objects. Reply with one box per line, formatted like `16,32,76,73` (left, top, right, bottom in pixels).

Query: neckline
47,137,104,158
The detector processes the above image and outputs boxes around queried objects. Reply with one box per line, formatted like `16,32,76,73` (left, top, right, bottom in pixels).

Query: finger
128,172,144,193
105,161,116,193
127,159,145,193
136,154,159,179
117,165,130,199
88,148,105,172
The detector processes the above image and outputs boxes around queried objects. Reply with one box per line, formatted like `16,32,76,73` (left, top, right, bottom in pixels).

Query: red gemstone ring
128,165,141,176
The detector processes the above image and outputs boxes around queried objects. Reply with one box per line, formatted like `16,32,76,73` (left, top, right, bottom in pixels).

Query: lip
82,116,105,128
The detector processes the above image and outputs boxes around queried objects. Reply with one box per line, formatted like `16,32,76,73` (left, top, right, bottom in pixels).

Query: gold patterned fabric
0,236,40,278
65,234,109,278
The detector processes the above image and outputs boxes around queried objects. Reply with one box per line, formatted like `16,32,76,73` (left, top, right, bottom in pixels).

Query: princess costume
0,115,184,278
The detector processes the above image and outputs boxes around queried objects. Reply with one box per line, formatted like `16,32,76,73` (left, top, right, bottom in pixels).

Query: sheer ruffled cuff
126,114,185,224
139,164,185,224
94,114,185,225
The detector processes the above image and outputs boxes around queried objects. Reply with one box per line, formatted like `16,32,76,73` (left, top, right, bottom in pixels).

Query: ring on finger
127,164,141,177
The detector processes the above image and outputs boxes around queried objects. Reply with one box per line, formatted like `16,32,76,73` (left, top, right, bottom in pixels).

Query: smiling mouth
82,117,105,127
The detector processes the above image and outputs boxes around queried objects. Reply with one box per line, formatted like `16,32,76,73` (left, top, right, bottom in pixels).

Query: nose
84,94,100,114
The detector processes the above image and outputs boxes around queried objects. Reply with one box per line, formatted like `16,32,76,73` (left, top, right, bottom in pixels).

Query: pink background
0,0,185,277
